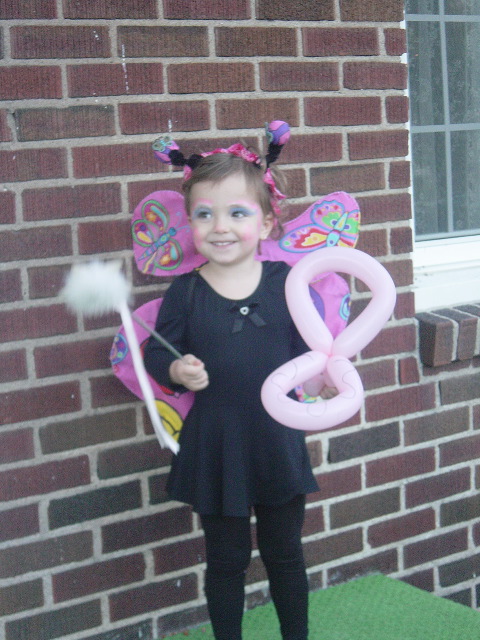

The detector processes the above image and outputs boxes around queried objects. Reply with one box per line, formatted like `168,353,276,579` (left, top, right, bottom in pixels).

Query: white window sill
413,236,480,312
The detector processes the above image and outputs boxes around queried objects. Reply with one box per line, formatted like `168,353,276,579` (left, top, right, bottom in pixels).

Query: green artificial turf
163,574,480,639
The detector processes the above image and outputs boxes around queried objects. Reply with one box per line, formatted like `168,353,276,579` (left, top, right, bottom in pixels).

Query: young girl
143,135,319,640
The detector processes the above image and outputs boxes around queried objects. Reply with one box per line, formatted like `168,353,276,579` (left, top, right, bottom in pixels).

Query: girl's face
189,173,273,268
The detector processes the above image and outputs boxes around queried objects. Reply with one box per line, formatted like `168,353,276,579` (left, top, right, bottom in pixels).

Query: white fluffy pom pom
62,261,131,316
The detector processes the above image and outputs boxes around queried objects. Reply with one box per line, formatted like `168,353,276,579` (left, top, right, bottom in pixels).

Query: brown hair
182,152,285,238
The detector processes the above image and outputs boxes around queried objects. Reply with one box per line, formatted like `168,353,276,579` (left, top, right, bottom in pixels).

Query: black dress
143,260,319,516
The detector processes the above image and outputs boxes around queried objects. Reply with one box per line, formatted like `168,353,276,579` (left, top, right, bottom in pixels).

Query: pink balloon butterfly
261,247,397,432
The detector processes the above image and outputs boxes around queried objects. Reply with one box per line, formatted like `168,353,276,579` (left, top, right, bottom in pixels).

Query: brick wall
1,1,479,639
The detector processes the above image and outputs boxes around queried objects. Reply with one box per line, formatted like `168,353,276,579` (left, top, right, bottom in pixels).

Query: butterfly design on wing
280,198,360,254
132,199,184,274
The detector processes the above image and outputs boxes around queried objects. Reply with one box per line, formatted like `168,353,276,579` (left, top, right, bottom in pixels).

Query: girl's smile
189,173,273,268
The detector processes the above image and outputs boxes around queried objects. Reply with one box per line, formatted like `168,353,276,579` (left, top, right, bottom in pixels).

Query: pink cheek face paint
192,227,204,250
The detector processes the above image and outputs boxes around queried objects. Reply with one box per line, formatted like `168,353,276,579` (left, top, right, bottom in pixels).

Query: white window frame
402,9,480,312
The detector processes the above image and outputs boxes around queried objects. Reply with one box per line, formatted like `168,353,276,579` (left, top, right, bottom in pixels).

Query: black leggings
200,495,309,640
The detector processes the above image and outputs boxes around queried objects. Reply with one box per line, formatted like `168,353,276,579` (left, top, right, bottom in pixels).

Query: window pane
451,131,480,234
407,22,444,125
445,0,480,14
447,22,480,123
412,132,448,237
405,0,438,13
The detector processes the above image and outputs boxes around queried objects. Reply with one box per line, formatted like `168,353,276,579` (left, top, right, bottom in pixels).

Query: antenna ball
267,121,290,147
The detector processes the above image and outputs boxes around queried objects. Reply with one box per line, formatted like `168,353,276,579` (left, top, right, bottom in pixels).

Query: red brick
384,28,407,56
53,554,145,602
5,600,101,640
49,481,142,529
0,456,89,502
361,324,416,359
23,183,121,222
311,163,385,195
349,130,409,160
405,407,469,446
35,336,113,378
440,370,480,405
0,505,39,543
344,61,408,90
395,291,415,320
78,218,131,254
102,507,192,552
0,148,67,182
303,27,378,56
355,227,388,257
90,373,134,409
0,190,15,224
0,226,72,262
390,225,413,254
119,101,210,136
1,381,81,426
11,26,110,59
1,304,77,343
331,488,400,528
0,349,27,383
68,62,163,97
384,259,410,290
16,105,115,141
257,0,334,20
416,312,454,367
260,62,338,92
117,25,208,57
406,468,471,508
216,26,296,56
168,62,255,94
328,549,398,586
217,98,299,129
367,448,436,487
303,504,325,536
386,95,409,123
340,0,404,21
73,142,154,178
368,508,435,547
0,65,62,100
64,0,157,18
153,537,206,575
358,192,412,225
27,265,69,300
356,359,396,390
164,0,249,18
40,408,137,454
0,109,12,141
305,96,381,126
440,434,480,467
398,356,420,385
316,466,362,500
404,529,468,569
281,133,342,164
98,440,171,478
0,429,34,464
0,0,56,18
0,580,44,617
304,530,363,567
366,384,436,423
128,177,183,209
109,574,198,621
283,168,306,198
389,161,410,188
0,268,21,302
436,308,478,361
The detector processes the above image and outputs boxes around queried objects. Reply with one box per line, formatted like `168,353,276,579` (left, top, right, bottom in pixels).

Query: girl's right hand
169,354,209,391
